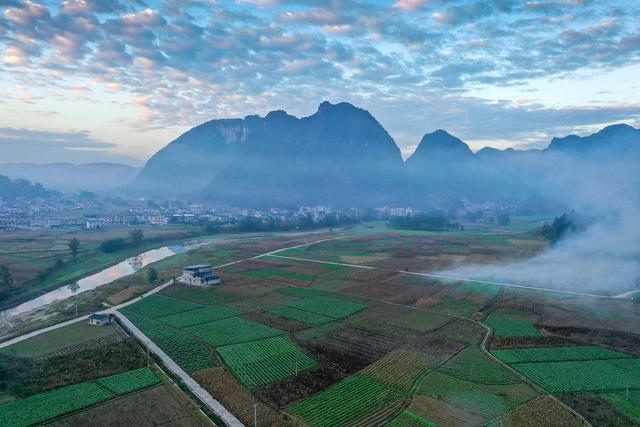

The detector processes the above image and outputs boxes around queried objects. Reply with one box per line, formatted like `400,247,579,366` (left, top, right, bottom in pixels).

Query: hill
0,175,56,201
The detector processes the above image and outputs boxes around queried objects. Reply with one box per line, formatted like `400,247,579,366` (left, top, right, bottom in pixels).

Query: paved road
266,254,615,299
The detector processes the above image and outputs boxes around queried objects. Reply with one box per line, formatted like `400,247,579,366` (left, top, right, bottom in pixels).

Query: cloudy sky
1,0,639,165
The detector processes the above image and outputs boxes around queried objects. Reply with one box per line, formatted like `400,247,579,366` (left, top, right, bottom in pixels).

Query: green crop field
492,346,633,364
432,299,480,318
439,346,520,385
0,381,113,427
243,268,316,282
0,322,117,358
185,317,283,347
95,367,160,395
266,305,335,325
121,310,218,373
511,358,640,393
161,288,241,305
217,337,319,389
485,316,543,337
294,322,345,341
288,375,402,426
124,295,202,319
157,305,241,328
361,349,438,392
416,372,536,420
456,281,502,296
388,310,450,332
275,287,331,298
386,410,438,426
285,295,366,319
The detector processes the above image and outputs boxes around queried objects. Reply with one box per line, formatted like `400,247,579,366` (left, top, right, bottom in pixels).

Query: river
0,241,204,319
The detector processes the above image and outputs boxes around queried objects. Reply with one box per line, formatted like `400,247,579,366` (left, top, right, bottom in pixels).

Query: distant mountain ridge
129,102,639,208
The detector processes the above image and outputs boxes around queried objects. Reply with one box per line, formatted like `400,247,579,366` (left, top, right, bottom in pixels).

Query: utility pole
252,403,258,427
75,302,78,318
147,346,150,367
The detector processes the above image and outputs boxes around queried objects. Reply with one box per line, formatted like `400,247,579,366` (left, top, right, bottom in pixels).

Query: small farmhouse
180,265,222,287
89,313,112,326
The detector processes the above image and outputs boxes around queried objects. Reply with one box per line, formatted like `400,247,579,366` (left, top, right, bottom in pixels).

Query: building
89,313,112,326
180,265,222,287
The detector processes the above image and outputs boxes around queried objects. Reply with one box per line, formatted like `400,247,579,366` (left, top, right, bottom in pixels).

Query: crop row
122,309,218,373
185,316,283,347
158,305,240,328
385,410,438,426
512,358,640,393
440,346,520,385
285,295,366,319
266,305,334,326
162,287,240,305
243,268,316,282
125,294,202,319
288,375,402,427
95,367,160,395
275,286,330,298
491,346,632,364
360,349,438,392
485,316,543,337
0,368,161,427
217,337,319,389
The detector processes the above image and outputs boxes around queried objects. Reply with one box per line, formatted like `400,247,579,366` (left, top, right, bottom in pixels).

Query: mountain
0,163,141,193
546,124,640,158
406,129,475,166
131,101,408,207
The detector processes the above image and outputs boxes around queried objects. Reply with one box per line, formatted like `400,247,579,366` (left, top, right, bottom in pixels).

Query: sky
0,0,639,165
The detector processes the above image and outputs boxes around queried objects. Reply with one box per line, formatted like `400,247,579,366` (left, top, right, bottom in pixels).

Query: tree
0,264,13,290
130,229,144,246
68,238,80,258
147,267,158,283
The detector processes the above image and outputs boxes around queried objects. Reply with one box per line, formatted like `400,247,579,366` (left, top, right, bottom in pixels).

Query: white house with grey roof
180,265,221,287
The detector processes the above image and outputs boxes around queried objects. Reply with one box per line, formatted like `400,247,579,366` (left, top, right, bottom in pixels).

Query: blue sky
0,0,639,165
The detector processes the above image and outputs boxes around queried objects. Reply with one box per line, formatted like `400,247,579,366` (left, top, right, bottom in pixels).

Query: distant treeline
100,229,145,253
0,175,56,201
540,211,589,244
233,212,358,232
389,212,461,231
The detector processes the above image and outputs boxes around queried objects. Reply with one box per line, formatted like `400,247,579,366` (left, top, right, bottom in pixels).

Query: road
0,233,348,426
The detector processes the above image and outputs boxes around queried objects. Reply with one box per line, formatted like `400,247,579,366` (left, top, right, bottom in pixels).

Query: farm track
32,331,125,360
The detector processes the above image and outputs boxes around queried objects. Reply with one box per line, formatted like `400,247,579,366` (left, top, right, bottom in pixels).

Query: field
360,349,438,391
288,375,402,426
485,315,543,337
123,294,203,318
491,346,633,364
0,367,160,427
266,305,335,325
95,367,160,395
511,358,640,393
439,346,521,385
120,310,219,373
491,395,584,427
243,268,316,282
456,281,502,296
285,295,367,318
294,322,345,341
161,287,241,305
0,322,119,358
217,337,319,389
388,309,450,332
275,286,331,298
386,410,438,426
185,316,284,347
157,305,241,328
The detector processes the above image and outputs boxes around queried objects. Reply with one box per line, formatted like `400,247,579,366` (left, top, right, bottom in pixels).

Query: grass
217,337,319,389
285,295,366,319
157,305,241,328
439,346,520,385
243,268,316,282
432,299,480,318
0,322,117,358
456,281,502,296
161,287,240,305
185,317,284,347
492,346,633,364
94,367,160,395
512,358,640,393
288,375,402,426
485,315,543,337
121,310,218,373
124,294,202,319
265,305,335,325
388,310,450,333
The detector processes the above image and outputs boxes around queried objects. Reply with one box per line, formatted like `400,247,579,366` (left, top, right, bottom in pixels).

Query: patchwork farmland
2,226,639,426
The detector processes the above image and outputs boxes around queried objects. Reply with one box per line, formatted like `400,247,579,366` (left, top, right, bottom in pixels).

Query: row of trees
539,211,588,244
100,229,144,253
234,213,359,232
388,212,462,231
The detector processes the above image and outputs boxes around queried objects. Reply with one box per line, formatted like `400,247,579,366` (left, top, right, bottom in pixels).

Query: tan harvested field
49,384,211,426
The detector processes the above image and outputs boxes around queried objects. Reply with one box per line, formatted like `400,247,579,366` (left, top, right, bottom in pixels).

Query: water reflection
1,243,198,319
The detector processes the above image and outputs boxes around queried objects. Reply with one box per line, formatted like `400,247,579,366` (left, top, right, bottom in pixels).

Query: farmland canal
0,242,199,319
